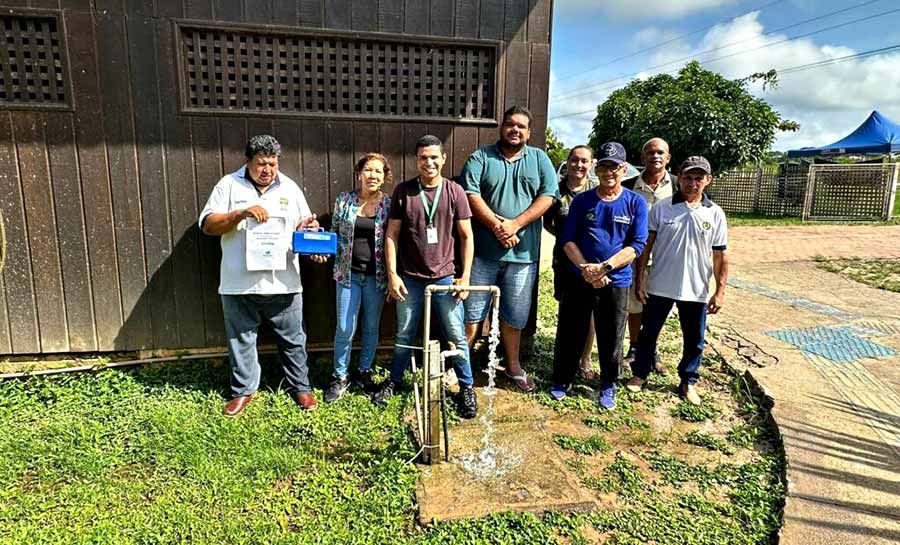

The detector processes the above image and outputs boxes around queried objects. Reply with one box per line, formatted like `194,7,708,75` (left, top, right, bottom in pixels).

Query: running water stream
455,303,523,479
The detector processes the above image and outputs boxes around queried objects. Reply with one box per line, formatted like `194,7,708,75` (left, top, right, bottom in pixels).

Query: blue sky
548,0,900,152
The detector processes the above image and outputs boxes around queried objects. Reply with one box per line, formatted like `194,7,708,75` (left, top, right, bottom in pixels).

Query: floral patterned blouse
331,190,391,290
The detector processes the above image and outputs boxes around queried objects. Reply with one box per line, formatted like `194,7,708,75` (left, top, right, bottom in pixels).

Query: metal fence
707,163,898,221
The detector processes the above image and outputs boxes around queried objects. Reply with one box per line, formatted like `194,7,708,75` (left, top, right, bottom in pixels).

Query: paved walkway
712,225,900,545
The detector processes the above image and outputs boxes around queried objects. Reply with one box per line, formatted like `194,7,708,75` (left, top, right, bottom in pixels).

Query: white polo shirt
199,167,312,295
646,193,727,303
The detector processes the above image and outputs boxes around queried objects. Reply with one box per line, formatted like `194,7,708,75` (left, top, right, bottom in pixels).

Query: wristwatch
602,261,614,272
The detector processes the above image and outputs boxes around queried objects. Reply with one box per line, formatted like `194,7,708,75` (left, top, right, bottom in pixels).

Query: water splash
455,303,523,479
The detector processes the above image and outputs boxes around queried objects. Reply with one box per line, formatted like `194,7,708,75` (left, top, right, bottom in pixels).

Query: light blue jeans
464,255,538,329
332,273,385,379
391,275,473,386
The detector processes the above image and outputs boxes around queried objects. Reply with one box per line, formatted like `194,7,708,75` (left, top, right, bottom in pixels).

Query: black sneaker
457,385,478,419
371,381,398,406
354,370,377,393
324,376,349,404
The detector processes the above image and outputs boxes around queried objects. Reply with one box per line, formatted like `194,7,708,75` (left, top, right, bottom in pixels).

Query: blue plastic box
292,229,337,255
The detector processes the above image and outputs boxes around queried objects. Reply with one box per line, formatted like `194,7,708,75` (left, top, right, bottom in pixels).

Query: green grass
726,212,900,226
0,270,785,545
813,256,900,293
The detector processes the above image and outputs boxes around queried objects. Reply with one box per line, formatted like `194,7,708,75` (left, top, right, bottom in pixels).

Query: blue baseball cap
596,142,627,165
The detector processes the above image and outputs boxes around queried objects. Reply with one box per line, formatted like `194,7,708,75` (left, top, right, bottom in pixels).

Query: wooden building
0,0,553,355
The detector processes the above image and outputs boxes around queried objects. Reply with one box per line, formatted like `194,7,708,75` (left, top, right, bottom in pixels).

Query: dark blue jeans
632,294,707,386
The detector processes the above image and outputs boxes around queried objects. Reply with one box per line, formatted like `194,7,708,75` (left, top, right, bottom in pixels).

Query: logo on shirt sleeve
585,211,596,221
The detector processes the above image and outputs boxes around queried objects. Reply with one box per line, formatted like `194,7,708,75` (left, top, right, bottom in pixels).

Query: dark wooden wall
0,0,552,355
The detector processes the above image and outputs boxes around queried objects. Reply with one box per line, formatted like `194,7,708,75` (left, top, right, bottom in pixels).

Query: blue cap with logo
595,142,627,165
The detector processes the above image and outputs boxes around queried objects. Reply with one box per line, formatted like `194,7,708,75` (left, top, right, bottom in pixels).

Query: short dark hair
502,105,532,127
245,135,282,160
415,134,444,154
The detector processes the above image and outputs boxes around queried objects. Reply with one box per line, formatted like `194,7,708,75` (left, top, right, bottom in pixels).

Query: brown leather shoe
293,391,318,411
223,394,253,417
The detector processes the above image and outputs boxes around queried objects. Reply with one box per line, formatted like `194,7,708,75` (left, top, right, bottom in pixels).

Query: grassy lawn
727,212,900,226
0,271,785,544
814,257,900,293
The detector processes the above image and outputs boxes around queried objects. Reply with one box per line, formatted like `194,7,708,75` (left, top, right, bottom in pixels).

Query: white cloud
556,0,740,21
549,11,900,152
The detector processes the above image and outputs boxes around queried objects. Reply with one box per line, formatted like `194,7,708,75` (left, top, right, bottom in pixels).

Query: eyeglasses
596,163,625,173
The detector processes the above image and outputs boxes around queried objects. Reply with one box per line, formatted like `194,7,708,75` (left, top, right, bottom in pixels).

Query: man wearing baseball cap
627,156,729,405
553,142,649,410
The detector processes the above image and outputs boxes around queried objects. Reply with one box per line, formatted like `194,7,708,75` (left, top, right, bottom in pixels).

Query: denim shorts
464,256,538,329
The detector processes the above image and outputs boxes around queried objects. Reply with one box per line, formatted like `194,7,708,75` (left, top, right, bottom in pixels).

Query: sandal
504,370,536,393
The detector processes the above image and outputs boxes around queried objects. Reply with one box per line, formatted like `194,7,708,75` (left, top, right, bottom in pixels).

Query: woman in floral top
325,153,393,403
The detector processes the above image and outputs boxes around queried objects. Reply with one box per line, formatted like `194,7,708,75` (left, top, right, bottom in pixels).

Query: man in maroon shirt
372,135,478,419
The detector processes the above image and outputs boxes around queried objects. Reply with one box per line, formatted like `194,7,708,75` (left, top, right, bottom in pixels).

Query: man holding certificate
200,135,320,416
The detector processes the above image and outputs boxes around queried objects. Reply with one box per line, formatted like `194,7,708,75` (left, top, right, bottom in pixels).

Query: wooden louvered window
176,22,498,124
0,11,70,111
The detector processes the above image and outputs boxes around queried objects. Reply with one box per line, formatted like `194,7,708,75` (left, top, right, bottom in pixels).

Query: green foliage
589,61,798,172
684,430,736,455
545,127,569,167
670,399,722,422
814,257,900,293
583,413,649,432
553,433,611,455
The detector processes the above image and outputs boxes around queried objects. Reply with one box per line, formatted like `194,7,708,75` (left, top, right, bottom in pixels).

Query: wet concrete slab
415,389,599,524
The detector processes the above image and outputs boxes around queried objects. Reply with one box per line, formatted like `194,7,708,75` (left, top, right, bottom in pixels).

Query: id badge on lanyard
420,178,443,245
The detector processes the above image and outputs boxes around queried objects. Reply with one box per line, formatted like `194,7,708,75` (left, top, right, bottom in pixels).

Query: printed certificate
245,217,288,271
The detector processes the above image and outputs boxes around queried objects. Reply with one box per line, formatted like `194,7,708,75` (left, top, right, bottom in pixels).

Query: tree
546,127,569,167
589,61,798,173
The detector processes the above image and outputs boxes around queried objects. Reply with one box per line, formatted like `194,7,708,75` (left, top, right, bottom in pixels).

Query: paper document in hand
246,216,289,271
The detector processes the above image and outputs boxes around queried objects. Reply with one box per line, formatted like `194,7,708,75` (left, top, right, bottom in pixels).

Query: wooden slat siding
191,117,226,345
526,0,550,44
126,12,179,349
404,0,428,34
219,118,247,174
66,10,123,350
156,0,183,17
30,0,61,8
351,0,377,31
455,0,478,38
184,0,214,18
503,40,529,109
59,0,94,10
213,0,243,22
45,112,97,351
452,125,478,179
270,0,299,25
353,122,380,176
299,120,328,217
402,125,420,182
504,0,528,42
328,121,353,203
528,43,549,148
95,12,150,349
479,0,503,39
0,113,38,353
158,16,207,349
11,112,69,352
93,0,124,13
379,123,404,182
478,126,496,148
431,0,453,36
0,114,14,353
243,0,269,24
298,0,323,27
325,0,350,30
247,119,274,144
429,123,453,176
378,0,402,33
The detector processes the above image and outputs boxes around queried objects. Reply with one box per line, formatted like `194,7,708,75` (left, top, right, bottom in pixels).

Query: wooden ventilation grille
0,13,69,109
179,25,497,121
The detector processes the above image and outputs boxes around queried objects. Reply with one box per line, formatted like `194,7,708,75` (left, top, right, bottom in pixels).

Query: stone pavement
711,225,900,544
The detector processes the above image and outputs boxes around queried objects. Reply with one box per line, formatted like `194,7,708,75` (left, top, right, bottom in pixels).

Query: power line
548,42,900,122
551,0,887,104
553,0,788,87
552,4,900,105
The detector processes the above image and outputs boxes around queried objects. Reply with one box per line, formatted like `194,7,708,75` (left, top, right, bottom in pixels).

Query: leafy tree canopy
589,61,798,173
546,127,569,167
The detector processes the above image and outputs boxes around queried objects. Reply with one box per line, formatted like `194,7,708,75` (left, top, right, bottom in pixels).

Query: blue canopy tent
787,110,900,158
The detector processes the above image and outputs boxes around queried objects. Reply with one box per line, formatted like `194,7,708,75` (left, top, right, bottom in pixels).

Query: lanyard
418,178,443,226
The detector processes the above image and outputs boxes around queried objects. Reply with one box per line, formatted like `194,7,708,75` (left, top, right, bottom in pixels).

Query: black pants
553,278,628,387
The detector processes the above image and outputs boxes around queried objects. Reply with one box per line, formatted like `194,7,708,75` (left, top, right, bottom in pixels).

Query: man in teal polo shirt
460,105,559,392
